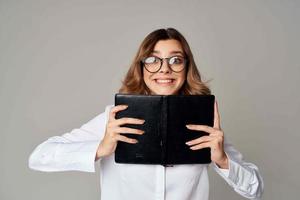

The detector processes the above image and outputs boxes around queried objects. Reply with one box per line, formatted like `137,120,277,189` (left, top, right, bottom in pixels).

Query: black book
114,93,215,166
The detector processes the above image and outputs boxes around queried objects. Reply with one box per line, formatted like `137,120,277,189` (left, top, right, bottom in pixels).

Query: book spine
161,96,168,166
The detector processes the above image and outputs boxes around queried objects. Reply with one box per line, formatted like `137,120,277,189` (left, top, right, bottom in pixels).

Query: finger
109,105,128,121
115,127,144,135
186,124,215,135
185,136,213,146
214,100,221,129
115,134,138,144
190,142,211,150
115,117,145,126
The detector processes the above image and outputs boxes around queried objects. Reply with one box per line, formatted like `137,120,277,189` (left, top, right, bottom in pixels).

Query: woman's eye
145,56,158,64
170,57,183,64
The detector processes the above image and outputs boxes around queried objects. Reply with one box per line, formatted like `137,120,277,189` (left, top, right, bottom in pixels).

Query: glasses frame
141,55,188,73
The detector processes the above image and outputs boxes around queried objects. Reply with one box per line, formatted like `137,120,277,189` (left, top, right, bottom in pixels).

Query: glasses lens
143,56,161,72
169,56,185,72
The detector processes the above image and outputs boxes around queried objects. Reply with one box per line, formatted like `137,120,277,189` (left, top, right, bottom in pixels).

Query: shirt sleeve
28,105,113,173
212,135,264,199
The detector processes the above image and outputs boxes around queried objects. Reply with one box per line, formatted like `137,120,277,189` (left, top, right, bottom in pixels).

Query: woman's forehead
151,40,184,56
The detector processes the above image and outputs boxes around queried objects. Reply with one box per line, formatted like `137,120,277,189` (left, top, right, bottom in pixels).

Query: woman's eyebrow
152,50,184,55
170,51,184,55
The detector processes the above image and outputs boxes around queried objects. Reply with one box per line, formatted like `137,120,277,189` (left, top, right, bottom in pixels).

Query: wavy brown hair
118,28,211,95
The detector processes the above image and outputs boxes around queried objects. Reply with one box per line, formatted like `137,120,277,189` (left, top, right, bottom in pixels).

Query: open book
114,93,215,166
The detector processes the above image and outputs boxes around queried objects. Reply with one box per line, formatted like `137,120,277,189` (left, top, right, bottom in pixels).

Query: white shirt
28,104,264,200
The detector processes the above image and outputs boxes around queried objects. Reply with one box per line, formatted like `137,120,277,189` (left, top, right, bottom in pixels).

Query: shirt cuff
216,166,230,177
213,152,255,192
212,152,230,177
59,140,101,173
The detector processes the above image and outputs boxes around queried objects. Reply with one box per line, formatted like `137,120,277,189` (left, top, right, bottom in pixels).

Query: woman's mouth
154,79,175,85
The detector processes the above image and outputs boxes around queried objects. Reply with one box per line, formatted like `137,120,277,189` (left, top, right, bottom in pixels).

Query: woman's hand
95,105,145,160
185,100,229,169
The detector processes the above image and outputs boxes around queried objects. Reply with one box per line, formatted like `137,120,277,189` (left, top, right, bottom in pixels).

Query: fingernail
185,142,191,145
123,105,128,108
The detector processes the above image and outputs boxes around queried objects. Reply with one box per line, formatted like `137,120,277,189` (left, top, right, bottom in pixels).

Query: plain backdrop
1,0,299,199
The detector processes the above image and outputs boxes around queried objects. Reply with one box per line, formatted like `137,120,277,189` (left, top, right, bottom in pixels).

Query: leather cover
114,93,215,166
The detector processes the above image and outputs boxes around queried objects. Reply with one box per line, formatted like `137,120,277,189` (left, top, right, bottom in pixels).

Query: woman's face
143,39,186,95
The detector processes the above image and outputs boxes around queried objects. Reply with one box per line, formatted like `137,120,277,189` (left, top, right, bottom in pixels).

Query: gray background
0,0,299,199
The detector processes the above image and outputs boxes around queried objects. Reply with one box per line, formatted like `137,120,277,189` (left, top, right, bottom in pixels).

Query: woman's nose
159,59,171,73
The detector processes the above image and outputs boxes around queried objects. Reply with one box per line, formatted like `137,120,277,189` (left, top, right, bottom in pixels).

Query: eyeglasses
141,55,187,73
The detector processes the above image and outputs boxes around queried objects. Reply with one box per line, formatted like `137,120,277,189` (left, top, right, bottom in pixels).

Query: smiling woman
28,28,264,200
119,28,211,95
142,39,187,95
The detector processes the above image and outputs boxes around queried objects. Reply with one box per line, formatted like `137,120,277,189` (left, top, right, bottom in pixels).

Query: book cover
114,93,215,166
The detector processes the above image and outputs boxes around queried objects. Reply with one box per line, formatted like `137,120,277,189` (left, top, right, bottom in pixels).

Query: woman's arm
28,105,113,172
212,135,264,199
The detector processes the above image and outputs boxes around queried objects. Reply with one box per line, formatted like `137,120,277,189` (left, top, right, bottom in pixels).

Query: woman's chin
150,89,178,95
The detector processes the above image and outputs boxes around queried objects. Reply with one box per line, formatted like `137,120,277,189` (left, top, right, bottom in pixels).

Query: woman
28,28,264,200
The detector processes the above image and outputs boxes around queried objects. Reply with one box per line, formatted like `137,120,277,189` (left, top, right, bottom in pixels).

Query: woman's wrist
215,154,229,169
95,150,101,161
95,142,105,161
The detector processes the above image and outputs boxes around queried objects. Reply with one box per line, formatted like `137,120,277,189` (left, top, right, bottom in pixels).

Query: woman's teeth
155,79,174,83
